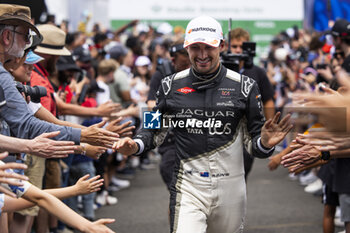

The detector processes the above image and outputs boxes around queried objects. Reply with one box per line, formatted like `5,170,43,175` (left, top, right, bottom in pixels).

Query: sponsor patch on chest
177,87,195,94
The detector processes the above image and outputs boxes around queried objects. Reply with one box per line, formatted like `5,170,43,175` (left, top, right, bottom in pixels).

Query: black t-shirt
333,158,350,193
242,65,274,103
342,54,350,72
318,160,335,187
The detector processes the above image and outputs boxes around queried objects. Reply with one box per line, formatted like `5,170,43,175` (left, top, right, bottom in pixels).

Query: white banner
108,0,303,20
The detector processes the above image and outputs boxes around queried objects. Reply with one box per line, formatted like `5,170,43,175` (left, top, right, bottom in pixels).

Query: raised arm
16,185,115,233
0,72,81,143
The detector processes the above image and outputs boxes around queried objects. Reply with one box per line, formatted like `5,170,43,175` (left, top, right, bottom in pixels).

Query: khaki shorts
43,159,61,189
15,155,46,216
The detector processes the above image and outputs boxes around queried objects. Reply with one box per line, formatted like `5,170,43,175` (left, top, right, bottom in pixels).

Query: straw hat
0,4,41,39
34,24,70,56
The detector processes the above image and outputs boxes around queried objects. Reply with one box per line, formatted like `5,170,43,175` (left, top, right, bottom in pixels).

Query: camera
316,64,327,69
15,82,47,103
221,42,256,72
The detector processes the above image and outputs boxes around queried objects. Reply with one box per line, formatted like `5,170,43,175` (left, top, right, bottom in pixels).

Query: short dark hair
230,28,250,41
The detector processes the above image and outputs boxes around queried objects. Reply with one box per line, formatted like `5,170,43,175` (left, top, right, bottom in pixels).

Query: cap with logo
0,4,42,40
34,24,70,56
184,16,223,48
331,18,350,37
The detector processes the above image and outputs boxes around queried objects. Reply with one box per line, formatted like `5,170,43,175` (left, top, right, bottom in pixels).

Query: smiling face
12,63,33,82
186,42,224,74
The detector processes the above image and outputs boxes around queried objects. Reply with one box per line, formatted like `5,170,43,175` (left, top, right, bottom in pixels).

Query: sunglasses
12,30,31,43
333,51,345,58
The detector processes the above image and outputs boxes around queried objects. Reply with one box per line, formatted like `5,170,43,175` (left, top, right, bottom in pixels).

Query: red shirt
58,85,73,104
30,64,57,116
81,97,97,108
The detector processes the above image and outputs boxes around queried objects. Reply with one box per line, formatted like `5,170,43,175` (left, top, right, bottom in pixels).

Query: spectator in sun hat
0,4,42,69
32,24,71,116
0,4,82,145
33,24,120,118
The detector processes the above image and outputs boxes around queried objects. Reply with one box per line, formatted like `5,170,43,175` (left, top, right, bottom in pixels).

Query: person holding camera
114,16,292,233
229,28,276,179
0,5,88,145
229,28,275,120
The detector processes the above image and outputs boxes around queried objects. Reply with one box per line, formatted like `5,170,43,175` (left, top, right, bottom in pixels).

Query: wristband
320,151,331,160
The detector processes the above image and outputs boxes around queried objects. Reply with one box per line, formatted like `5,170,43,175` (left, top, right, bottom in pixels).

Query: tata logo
143,110,161,129
177,87,195,94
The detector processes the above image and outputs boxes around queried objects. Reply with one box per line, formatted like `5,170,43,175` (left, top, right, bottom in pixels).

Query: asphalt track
95,157,345,233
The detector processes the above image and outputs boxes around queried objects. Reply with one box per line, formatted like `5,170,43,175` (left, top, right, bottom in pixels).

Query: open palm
261,112,293,148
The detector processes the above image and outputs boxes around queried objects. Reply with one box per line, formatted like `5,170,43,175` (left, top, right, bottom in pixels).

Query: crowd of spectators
1,3,350,233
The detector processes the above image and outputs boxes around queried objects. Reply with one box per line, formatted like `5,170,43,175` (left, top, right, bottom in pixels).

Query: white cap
184,16,223,48
135,56,151,67
157,22,173,35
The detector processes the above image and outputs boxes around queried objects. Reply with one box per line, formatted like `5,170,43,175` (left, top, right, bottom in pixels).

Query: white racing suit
134,65,274,233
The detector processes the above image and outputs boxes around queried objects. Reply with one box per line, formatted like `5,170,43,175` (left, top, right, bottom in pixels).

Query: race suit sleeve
0,67,81,144
133,76,171,155
244,78,274,158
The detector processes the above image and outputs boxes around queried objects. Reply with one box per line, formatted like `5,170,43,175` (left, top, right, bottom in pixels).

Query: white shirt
96,80,111,106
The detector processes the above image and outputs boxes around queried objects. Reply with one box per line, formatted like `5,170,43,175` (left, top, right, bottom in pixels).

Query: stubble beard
7,35,25,58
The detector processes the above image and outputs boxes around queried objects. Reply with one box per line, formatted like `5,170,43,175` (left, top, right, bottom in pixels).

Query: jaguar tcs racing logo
209,123,232,135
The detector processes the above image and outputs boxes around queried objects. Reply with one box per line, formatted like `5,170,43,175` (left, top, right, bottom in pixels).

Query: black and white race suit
134,64,274,233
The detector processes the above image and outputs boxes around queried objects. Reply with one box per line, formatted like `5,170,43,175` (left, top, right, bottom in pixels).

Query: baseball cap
331,19,350,37
56,55,81,72
73,46,92,63
184,16,223,48
108,44,128,61
24,51,44,65
135,56,151,67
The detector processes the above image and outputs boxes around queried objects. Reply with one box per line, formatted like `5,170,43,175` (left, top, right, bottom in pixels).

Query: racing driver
114,16,292,233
